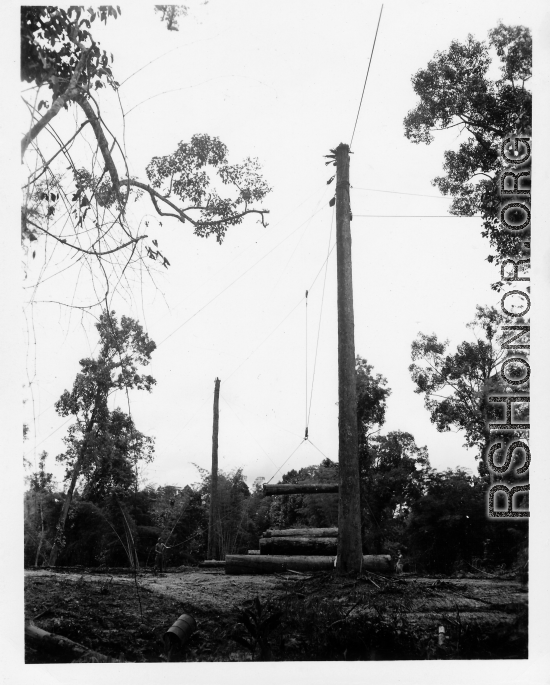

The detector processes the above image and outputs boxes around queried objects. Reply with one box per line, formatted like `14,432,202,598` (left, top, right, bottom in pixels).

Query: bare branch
195,208,270,229
75,94,123,204
120,178,269,228
120,178,194,224
25,218,146,256
23,121,90,189
21,49,90,159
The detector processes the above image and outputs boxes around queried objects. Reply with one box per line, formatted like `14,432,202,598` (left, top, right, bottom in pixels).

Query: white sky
3,1,550,682
17,0,546,491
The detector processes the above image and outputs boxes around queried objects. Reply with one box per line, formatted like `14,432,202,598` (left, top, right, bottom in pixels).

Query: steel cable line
307,207,335,429
350,5,384,148
220,232,338,388
265,438,307,485
219,398,303,440
26,201,333,472
218,239,339,479
156,200,329,348
125,74,275,117
166,392,213,443
118,33,228,88
154,186,329,326
307,244,336,294
209,244,339,491
268,191,327,297
305,289,308,434
22,416,73,457
353,214,483,218
222,295,306,386
352,186,448,199
265,435,334,487
308,439,332,463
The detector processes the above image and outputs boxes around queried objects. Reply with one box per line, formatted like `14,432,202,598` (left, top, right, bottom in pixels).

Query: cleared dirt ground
24,567,528,662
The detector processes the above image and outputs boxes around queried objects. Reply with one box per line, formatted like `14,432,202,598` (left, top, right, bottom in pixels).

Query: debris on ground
25,567,527,662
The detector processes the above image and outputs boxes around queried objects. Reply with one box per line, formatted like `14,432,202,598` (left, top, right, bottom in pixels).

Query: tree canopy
360,431,431,554
49,312,156,564
355,355,391,444
154,5,188,31
404,22,531,273
21,5,271,308
409,305,529,473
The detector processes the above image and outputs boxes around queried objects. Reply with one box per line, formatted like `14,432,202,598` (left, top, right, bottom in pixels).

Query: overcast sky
16,0,546,492
4,1,550,680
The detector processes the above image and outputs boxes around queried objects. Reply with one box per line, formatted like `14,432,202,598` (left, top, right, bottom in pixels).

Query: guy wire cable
350,5,384,149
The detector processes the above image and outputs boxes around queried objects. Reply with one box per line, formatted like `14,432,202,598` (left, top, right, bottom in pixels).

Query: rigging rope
350,5,384,148
307,207,335,428
265,438,307,484
305,289,308,438
308,438,331,463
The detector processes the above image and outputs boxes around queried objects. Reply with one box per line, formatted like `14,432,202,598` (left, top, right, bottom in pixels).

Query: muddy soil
25,567,283,662
24,567,528,663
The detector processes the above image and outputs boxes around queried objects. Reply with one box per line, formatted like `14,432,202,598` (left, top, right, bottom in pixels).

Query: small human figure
395,551,404,574
154,537,171,574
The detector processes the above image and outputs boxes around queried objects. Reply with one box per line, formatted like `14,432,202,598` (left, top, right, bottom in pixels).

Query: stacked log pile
262,527,338,538
226,554,392,575
221,484,392,576
224,525,392,575
262,483,338,495
260,527,337,555
260,536,337,556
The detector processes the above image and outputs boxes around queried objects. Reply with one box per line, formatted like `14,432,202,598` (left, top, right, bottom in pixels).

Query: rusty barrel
164,613,196,649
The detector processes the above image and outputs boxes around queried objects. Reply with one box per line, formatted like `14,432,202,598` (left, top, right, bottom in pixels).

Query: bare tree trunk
48,452,85,566
334,143,363,575
207,378,221,560
34,494,44,567
21,51,89,159
480,391,492,479
49,391,102,566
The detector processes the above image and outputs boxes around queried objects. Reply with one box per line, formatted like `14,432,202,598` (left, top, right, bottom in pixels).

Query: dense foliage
47,312,157,565
21,5,271,289
21,6,119,96
25,355,527,574
409,305,529,474
404,22,531,276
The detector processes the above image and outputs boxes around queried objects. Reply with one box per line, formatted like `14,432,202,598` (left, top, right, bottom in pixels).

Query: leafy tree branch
403,22,531,276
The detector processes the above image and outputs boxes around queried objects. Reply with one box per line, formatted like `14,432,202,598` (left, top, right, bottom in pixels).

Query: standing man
154,537,171,574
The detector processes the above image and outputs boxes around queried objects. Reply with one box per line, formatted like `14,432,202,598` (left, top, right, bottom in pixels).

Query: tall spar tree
404,22,531,278
21,7,271,305
49,312,156,565
409,305,529,476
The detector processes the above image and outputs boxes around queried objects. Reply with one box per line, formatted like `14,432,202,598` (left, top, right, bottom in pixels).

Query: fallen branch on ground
25,620,121,662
